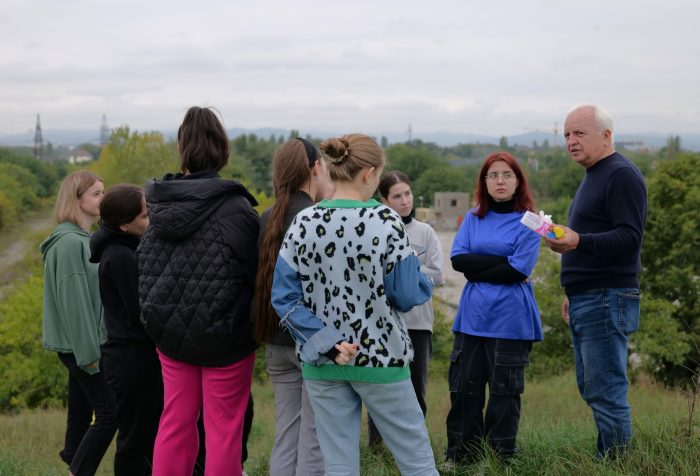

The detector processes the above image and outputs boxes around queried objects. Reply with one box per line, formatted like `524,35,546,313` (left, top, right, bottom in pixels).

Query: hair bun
320,137,349,165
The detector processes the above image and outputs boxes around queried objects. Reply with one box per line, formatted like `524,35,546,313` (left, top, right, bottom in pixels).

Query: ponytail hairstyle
100,184,145,230
319,133,384,182
473,151,535,218
253,138,319,343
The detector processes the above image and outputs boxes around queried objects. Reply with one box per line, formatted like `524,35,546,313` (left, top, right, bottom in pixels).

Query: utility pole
33,114,44,160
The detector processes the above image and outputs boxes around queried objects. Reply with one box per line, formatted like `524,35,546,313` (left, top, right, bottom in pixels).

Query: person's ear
363,167,376,184
119,224,128,233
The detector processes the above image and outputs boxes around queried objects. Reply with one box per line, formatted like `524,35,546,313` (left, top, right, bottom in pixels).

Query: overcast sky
2,0,699,138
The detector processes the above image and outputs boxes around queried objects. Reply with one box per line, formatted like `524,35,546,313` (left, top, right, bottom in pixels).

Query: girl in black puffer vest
138,107,259,476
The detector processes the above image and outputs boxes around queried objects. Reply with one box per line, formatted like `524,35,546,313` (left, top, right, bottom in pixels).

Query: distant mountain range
2,127,699,151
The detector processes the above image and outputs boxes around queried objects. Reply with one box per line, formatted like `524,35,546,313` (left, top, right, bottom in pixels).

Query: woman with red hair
445,151,542,467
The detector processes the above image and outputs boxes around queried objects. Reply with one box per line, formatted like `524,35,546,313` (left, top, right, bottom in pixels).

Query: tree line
0,148,66,231
0,131,697,412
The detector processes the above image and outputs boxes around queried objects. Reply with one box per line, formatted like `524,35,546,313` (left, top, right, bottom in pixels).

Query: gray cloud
1,0,699,136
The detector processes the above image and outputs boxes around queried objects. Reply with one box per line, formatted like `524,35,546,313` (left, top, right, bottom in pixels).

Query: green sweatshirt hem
317,198,381,209
302,363,410,383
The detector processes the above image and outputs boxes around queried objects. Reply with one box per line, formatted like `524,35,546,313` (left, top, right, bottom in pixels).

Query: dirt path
0,210,54,286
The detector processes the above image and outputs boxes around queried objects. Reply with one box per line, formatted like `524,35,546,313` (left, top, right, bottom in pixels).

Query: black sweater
561,152,647,294
90,225,152,346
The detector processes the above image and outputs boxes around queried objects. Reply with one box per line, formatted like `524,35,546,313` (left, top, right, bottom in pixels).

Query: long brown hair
473,151,535,218
253,139,317,343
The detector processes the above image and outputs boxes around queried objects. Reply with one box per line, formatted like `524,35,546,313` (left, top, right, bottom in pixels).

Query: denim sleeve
271,256,344,364
384,254,433,312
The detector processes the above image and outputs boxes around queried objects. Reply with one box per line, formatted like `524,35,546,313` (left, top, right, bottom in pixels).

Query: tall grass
1,372,697,475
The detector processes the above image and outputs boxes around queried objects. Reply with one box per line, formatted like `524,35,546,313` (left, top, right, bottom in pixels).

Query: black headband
296,137,318,167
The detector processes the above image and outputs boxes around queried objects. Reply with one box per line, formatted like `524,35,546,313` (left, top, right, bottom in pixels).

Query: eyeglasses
485,172,516,182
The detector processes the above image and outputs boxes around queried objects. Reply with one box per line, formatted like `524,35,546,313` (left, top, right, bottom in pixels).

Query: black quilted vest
138,171,259,366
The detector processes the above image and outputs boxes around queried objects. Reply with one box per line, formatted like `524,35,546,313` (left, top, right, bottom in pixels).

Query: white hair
567,104,614,134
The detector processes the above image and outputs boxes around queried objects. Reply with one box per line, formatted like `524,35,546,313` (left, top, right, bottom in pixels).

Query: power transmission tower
33,114,44,160
100,114,110,146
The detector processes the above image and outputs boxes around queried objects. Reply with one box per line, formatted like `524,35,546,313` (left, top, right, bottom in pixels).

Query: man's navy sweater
561,152,647,294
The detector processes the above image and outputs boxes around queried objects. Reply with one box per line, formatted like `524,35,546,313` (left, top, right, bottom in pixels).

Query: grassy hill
1,371,698,475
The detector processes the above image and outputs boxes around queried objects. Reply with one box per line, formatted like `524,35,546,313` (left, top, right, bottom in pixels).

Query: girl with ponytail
271,134,439,475
253,137,332,476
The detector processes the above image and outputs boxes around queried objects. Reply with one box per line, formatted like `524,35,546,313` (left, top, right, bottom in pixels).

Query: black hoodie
90,224,151,346
138,171,260,366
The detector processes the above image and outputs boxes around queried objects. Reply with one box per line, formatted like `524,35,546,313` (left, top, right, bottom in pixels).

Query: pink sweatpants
153,350,254,476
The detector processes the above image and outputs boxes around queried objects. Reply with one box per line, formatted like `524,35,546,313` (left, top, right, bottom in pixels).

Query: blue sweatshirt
561,152,647,294
451,207,542,341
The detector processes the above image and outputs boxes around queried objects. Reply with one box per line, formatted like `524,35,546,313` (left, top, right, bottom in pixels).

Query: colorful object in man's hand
546,225,565,239
520,211,565,239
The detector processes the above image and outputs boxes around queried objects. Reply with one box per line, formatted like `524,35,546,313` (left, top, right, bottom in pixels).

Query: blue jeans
368,329,432,446
305,378,438,476
567,288,640,458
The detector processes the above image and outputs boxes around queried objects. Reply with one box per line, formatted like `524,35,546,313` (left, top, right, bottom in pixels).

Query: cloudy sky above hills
1,0,699,138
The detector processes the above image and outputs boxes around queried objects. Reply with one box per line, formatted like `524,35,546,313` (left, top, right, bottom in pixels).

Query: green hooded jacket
41,222,105,374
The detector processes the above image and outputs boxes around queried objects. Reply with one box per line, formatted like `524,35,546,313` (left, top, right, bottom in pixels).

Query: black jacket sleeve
451,254,528,284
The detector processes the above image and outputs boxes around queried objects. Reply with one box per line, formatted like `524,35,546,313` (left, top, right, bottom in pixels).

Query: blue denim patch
567,288,639,457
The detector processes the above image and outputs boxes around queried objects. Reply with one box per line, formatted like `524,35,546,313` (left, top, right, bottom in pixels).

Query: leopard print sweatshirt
271,198,433,383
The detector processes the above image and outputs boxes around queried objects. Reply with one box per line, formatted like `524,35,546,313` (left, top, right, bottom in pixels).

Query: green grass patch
1,372,698,475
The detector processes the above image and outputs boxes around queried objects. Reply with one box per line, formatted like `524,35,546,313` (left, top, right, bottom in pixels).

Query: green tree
411,165,474,205
384,144,447,183
529,246,575,377
641,152,700,385
0,164,40,210
231,134,277,195
0,151,63,198
93,127,179,186
662,135,682,161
